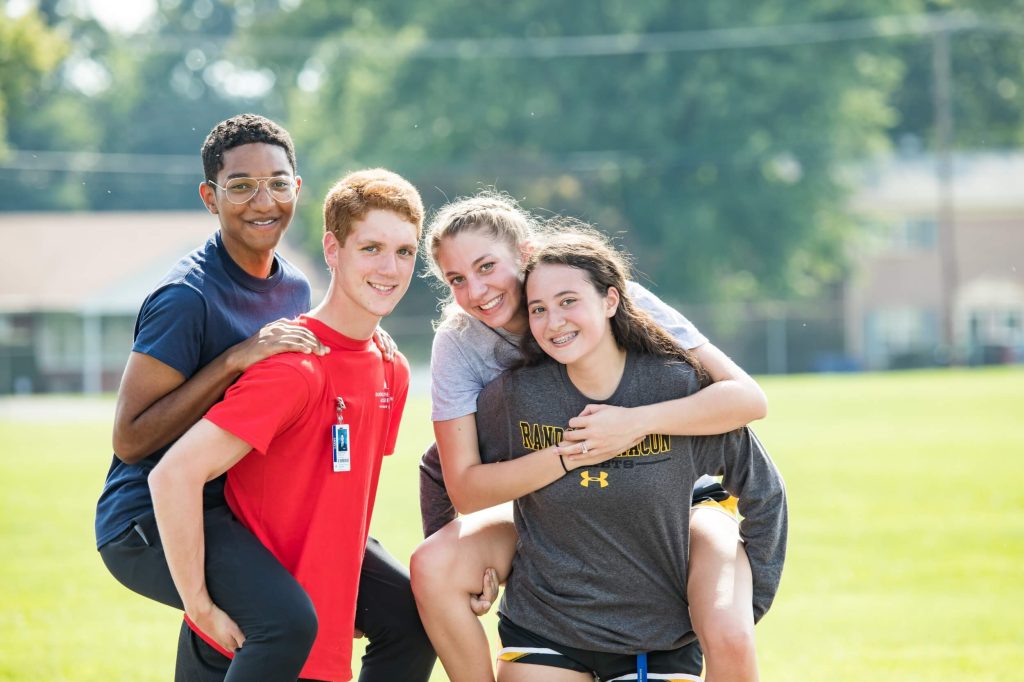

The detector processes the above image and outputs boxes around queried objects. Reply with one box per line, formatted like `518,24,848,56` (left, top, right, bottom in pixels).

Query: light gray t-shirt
419,281,707,536
429,280,706,422
476,353,787,654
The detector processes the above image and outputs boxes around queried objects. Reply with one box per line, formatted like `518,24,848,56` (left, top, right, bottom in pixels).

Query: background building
846,152,1024,369
3,148,1021,396
0,212,326,394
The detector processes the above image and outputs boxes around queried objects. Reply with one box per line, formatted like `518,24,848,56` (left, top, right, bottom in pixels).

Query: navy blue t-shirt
95,231,311,548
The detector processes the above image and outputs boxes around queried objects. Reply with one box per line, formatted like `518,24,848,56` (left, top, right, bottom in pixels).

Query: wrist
184,594,214,621
223,341,249,375
630,405,654,443
555,446,572,474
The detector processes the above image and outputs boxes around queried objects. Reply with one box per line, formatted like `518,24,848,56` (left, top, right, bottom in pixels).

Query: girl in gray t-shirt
412,193,771,681
477,228,786,680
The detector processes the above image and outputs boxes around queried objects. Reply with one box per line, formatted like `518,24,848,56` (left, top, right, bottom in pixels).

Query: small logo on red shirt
376,380,391,409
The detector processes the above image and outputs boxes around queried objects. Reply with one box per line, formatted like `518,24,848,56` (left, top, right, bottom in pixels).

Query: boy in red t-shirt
151,168,426,682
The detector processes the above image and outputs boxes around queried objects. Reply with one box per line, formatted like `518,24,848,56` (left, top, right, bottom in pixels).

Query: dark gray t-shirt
476,352,787,654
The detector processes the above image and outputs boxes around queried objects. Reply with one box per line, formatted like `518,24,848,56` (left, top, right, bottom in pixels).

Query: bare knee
687,508,757,671
700,621,759,682
700,614,755,661
410,530,460,599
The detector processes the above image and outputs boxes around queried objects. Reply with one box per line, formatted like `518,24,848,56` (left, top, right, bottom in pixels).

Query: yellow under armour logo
579,470,609,488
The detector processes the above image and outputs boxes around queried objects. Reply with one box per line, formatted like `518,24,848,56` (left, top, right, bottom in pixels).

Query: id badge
332,423,351,473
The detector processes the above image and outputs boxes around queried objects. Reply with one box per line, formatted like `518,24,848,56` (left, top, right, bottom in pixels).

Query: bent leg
355,537,436,681
99,511,185,609
411,503,517,682
202,506,318,682
103,506,317,682
687,505,758,682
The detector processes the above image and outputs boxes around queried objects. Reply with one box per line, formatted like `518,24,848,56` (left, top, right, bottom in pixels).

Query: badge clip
332,397,351,472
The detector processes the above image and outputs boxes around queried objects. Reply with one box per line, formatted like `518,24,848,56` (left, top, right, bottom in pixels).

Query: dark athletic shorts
497,615,703,681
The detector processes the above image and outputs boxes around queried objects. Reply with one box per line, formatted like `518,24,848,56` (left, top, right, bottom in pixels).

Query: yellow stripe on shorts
693,495,740,521
497,646,561,662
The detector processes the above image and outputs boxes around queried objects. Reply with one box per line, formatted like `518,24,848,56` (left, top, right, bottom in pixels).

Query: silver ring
581,441,588,455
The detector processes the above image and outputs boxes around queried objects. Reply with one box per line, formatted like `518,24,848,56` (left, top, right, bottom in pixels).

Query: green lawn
1,367,1021,681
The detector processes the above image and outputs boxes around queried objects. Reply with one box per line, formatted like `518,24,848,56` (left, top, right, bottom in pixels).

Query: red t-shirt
196,315,409,681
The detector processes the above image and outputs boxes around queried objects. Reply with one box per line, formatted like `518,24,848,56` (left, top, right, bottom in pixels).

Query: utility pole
931,23,959,364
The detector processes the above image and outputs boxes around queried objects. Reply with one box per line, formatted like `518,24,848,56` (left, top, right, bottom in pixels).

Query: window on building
101,315,136,367
37,313,84,372
864,307,939,368
889,217,937,251
968,306,1024,347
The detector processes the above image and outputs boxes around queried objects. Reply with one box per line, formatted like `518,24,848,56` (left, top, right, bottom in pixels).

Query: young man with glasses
95,115,434,681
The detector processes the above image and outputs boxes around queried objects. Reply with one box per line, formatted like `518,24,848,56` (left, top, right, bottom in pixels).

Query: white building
0,212,326,393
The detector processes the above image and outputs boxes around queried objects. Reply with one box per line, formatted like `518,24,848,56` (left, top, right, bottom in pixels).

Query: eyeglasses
208,176,298,204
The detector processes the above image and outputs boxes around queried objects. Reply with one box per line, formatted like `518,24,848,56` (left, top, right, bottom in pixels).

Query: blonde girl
412,193,767,682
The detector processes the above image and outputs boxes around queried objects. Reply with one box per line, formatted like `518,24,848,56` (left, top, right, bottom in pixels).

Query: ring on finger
581,441,589,455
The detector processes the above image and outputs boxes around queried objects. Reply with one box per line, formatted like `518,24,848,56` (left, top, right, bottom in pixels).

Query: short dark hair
201,113,297,183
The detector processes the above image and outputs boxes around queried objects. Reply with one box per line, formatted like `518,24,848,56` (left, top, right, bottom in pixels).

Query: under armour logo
579,470,609,488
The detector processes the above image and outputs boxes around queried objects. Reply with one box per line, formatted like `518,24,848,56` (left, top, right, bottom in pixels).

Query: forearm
632,378,766,437
448,447,566,514
150,464,214,618
114,351,243,462
150,419,252,621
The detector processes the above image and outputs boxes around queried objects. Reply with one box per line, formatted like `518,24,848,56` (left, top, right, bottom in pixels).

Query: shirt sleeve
204,359,313,455
693,427,788,623
474,374,512,465
132,283,206,378
430,325,487,421
384,355,411,456
418,442,456,538
627,280,708,350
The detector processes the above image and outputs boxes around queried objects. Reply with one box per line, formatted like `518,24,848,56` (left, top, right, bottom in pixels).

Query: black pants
100,505,435,681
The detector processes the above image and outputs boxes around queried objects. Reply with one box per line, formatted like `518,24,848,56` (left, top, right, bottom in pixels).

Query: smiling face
436,229,528,334
525,262,620,368
199,142,300,274
324,208,419,333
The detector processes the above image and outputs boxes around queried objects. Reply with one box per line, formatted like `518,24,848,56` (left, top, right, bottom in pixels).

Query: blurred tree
2,0,1022,303
241,0,930,301
0,8,67,153
3,0,278,211
888,0,1024,149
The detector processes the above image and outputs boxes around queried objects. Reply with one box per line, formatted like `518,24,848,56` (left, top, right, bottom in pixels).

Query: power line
123,11,1018,60
5,11,1017,178
1,142,848,177
1,150,196,175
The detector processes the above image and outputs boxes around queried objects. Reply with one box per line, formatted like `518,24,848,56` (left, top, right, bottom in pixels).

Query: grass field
1,367,1022,681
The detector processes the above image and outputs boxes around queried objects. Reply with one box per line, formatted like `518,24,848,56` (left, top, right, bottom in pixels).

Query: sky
85,0,157,33
5,0,157,33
